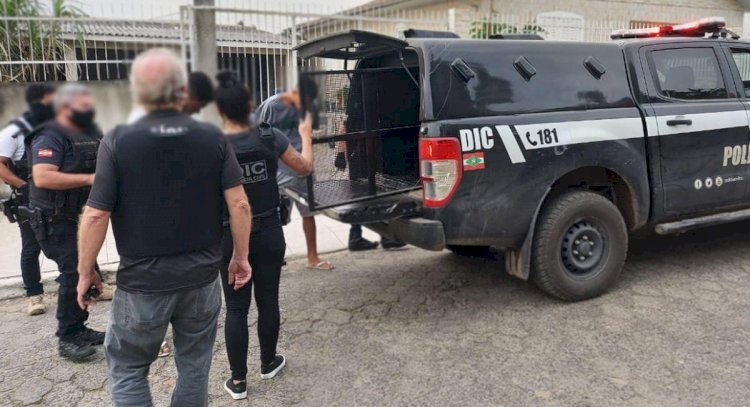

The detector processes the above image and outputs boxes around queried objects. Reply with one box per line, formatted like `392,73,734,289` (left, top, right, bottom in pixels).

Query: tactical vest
26,122,101,218
230,123,281,218
108,114,227,258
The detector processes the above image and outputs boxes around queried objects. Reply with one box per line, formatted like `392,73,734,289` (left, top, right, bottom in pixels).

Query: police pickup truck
287,17,750,301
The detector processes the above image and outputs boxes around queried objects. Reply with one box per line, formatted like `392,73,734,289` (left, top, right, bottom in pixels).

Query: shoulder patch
37,148,53,158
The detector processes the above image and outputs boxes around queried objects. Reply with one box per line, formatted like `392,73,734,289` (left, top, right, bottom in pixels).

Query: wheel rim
560,220,605,276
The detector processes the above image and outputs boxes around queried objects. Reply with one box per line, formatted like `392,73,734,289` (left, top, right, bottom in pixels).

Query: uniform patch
37,148,53,158
463,152,485,171
240,160,268,183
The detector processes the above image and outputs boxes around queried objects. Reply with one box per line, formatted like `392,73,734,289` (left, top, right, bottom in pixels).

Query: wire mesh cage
287,66,422,210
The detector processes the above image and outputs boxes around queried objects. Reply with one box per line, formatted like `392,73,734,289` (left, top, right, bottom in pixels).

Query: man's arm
76,131,118,309
0,156,26,188
0,125,26,188
224,184,252,290
280,113,314,176
32,164,93,190
76,205,109,309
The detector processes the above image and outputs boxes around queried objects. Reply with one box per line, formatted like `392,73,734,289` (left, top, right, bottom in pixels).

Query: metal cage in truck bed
285,31,422,211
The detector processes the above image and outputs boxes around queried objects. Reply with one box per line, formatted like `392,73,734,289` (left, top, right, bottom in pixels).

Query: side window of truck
650,48,728,100
729,49,750,97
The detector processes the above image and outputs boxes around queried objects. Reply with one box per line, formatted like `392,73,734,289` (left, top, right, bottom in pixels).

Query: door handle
666,119,692,126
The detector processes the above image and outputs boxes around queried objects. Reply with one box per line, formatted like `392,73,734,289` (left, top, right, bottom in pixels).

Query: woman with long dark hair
214,71,313,400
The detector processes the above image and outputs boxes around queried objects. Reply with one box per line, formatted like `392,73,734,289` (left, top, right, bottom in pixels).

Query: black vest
27,122,101,217
109,113,227,257
228,124,281,219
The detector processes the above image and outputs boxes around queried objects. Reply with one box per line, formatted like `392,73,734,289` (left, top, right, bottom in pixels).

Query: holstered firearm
18,206,48,242
279,194,292,226
0,196,18,223
1,184,30,223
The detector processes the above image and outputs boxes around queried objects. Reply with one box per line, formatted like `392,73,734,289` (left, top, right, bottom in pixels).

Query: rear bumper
389,217,445,251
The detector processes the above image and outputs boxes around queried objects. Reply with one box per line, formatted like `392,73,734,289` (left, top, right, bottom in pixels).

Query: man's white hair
130,48,187,108
53,83,91,111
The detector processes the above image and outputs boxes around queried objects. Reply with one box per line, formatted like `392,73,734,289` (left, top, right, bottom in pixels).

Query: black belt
222,208,280,228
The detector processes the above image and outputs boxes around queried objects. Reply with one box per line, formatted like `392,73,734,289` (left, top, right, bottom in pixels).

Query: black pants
220,215,286,381
18,220,43,297
36,220,89,338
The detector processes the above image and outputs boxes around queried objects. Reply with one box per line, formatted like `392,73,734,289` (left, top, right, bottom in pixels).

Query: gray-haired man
76,48,252,406
27,83,105,362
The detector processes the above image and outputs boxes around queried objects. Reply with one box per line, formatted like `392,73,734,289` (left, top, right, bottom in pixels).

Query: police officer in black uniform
26,83,105,362
213,71,314,400
0,84,55,315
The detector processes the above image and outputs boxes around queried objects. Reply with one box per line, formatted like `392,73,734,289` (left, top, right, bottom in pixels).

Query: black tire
447,245,493,258
531,190,628,301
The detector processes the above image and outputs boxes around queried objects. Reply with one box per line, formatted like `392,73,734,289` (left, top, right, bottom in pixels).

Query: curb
0,264,118,301
0,247,350,300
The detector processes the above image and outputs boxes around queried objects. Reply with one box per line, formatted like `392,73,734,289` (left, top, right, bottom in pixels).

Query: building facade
302,0,749,42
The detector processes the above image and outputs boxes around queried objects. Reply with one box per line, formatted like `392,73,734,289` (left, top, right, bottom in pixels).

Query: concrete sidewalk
0,202,380,298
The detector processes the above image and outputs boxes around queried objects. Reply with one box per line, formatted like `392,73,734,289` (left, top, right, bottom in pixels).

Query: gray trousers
104,278,221,407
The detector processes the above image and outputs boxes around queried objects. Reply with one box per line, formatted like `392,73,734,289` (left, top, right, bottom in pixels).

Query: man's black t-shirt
87,110,244,294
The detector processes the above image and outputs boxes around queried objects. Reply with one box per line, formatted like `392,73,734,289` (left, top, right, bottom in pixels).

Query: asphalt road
1,221,749,406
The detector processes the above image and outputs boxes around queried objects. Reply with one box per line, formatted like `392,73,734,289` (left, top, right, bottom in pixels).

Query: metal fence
3,2,744,91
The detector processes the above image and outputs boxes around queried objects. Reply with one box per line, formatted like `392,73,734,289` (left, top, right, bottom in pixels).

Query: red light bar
610,17,726,40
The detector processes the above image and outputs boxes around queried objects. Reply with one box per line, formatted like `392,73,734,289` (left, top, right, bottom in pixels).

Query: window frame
645,43,735,103
721,44,750,100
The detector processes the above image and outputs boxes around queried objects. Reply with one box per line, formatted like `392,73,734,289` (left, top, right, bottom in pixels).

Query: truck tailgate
314,191,422,224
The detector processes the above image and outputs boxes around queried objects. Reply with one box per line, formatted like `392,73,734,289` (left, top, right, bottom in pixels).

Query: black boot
59,338,96,362
381,237,407,250
71,326,105,346
348,237,378,251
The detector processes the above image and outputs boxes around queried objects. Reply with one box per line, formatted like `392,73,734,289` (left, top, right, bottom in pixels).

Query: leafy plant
0,0,86,82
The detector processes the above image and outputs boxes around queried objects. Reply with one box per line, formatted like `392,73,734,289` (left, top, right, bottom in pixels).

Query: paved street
1,222,750,406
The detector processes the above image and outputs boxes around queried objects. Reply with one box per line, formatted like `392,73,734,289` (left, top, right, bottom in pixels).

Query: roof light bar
610,17,726,40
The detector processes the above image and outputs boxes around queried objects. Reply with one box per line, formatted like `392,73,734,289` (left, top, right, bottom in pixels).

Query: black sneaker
381,237,407,250
223,378,247,400
72,326,105,346
349,238,378,252
59,339,96,362
260,355,286,379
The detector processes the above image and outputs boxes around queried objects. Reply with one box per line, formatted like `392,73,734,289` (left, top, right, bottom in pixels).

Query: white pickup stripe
514,117,644,150
653,110,748,136
494,125,526,163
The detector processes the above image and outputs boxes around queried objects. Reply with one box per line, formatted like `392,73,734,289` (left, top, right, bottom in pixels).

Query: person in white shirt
0,84,55,315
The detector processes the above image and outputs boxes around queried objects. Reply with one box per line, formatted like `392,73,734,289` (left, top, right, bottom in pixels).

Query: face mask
29,102,54,124
69,109,96,129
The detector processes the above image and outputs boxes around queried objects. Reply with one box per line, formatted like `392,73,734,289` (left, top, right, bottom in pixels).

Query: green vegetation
0,0,85,82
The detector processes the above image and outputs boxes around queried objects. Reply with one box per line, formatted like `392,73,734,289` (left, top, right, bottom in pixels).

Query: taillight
419,137,462,208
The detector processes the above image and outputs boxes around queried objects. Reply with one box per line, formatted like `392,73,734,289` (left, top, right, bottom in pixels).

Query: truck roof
406,36,750,54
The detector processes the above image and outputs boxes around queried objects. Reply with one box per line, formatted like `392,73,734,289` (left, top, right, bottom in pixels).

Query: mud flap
505,187,551,281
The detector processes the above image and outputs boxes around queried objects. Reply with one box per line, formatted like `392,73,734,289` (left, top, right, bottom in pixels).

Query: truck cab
287,18,750,301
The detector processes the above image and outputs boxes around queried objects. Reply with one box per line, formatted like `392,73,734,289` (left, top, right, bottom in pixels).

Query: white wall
0,81,133,133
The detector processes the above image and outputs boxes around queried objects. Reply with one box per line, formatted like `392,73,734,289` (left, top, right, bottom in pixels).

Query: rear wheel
531,190,628,301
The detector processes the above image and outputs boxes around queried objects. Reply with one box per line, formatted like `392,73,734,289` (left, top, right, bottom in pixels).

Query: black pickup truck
286,18,750,301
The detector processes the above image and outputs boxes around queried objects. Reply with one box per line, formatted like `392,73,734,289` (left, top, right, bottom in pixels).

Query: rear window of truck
421,41,635,120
